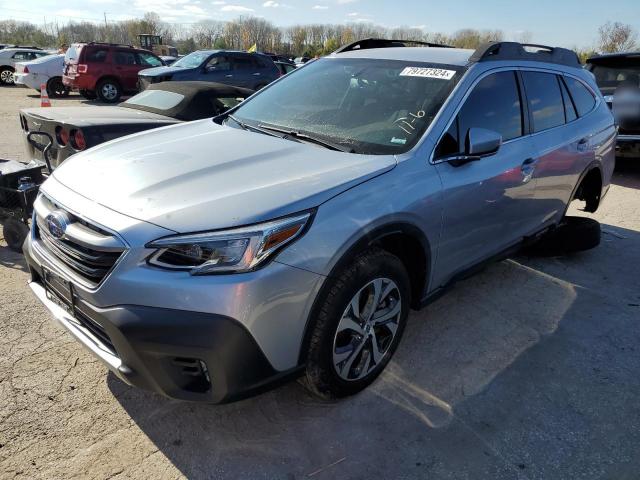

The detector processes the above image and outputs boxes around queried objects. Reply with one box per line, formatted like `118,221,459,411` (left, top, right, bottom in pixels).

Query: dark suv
138,50,280,91
63,42,164,103
586,52,640,158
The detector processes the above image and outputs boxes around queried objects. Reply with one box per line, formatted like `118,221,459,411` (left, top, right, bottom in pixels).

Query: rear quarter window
565,77,596,117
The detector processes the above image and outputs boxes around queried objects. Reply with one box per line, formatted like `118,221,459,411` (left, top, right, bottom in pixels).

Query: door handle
577,137,589,151
252,72,261,76
521,158,538,183
225,74,233,78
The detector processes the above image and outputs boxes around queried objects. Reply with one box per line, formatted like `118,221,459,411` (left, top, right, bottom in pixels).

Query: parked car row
3,42,295,103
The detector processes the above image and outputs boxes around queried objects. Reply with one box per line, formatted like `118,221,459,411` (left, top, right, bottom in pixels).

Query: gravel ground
1,85,640,480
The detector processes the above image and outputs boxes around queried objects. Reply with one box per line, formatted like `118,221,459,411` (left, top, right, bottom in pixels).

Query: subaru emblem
45,210,70,240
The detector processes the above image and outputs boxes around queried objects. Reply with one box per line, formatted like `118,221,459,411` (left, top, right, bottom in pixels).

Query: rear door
433,70,538,278
521,70,597,224
231,54,263,89
113,49,141,91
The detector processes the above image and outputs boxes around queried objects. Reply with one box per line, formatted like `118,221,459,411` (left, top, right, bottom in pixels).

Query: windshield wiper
226,114,284,138
257,123,355,153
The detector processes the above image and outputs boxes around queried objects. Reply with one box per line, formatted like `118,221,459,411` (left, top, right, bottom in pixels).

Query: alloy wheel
1,70,14,84
332,277,402,381
101,83,117,100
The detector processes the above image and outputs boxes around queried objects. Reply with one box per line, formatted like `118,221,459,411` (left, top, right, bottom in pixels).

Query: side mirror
443,127,502,166
466,127,502,157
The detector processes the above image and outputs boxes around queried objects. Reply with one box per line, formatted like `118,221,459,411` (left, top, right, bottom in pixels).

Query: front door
114,50,141,91
432,70,539,283
199,54,233,84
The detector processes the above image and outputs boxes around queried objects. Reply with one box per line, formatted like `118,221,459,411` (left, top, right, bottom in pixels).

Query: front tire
96,79,121,103
3,218,30,252
302,248,411,399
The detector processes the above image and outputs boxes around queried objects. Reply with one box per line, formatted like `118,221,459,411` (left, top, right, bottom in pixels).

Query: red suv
63,42,164,103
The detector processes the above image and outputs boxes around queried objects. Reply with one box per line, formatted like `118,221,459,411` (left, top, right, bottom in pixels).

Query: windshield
172,51,210,69
124,90,184,110
589,59,640,94
229,58,462,154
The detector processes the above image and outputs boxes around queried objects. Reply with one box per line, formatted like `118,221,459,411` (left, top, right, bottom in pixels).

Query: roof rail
469,41,581,67
86,41,134,48
334,38,453,54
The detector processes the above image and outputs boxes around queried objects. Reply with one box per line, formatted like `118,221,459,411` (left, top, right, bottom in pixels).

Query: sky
1,0,639,48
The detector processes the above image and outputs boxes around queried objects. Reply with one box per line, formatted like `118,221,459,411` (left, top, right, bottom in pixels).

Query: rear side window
459,71,524,142
85,49,108,63
564,77,596,117
234,55,261,70
522,72,565,132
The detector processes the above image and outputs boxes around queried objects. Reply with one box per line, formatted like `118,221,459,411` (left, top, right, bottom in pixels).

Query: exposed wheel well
371,232,428,309
574,167,602,213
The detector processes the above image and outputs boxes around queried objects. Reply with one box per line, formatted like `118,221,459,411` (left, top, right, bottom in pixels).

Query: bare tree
598,21,638,53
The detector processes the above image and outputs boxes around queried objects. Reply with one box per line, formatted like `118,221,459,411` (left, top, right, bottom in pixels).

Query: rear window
589,58,640,94
65,44,82,62
564,77,596,117
522,71,565,132
124,90,184,110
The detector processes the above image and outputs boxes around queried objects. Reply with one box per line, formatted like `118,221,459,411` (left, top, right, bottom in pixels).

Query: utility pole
104,12,108,42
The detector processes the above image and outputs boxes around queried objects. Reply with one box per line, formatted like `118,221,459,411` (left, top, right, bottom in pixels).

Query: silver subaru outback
24,41,616,403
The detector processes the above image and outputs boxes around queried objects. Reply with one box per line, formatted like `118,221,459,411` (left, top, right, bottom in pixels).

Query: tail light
71,129,86,150
77,64,88,74
55,126,69,146
23,65,29,74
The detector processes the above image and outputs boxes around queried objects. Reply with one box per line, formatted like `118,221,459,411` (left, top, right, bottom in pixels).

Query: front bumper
25,247,302,403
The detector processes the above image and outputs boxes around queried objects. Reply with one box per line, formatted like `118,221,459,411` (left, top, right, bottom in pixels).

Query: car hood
139,65,187,77
51,120,396,232
21,106,174,126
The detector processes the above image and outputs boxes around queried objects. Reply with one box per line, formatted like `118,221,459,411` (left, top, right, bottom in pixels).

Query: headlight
147,212,311,274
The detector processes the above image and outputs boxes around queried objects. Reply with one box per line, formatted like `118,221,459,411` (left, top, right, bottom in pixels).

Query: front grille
34,195,126,287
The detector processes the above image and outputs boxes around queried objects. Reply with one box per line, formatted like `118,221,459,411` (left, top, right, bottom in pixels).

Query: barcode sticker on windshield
399,67,456,80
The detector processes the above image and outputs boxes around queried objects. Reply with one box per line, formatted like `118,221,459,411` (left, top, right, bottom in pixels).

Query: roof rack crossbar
334,38,454,54
469,41,581,67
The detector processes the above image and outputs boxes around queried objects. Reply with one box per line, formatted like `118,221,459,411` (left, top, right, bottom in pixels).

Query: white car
0,48,51,85
13,53,68,97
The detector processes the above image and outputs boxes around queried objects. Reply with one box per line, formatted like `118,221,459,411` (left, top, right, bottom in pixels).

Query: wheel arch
569,162,603,214
296,221,433,365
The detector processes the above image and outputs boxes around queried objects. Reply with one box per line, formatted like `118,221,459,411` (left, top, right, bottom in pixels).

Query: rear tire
526,216,601,257
3,218,29,253
0,66,15,85
46,77,69,98
301,248,411,400
96,78,122,103
79,89,97,100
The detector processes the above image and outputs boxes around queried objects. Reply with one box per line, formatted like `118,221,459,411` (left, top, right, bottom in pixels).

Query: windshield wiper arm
227,114,284,138
257,123,355,153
